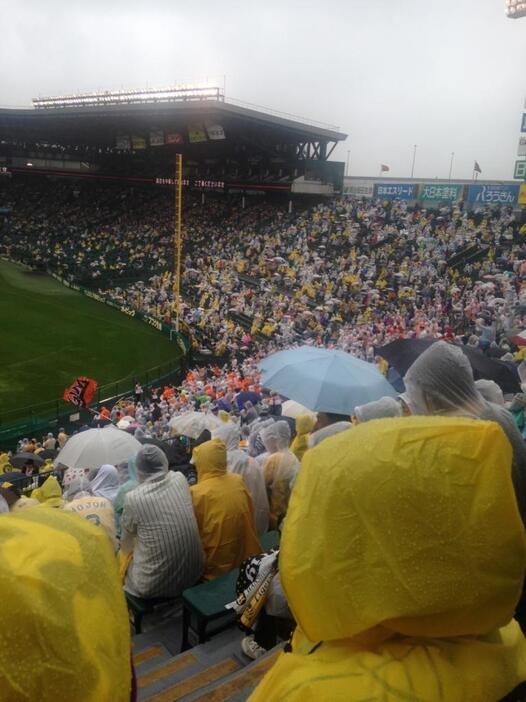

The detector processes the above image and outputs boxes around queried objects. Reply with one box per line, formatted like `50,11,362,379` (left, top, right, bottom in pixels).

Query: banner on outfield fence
149,130,165,147
467,183,520,205
514,160,526,180
520,184,526,206
343,179,375,198
518,136,526,157
374,183,417,200
418,183,463,202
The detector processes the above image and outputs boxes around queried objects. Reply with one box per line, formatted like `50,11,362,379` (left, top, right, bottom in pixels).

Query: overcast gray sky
1,0,525,180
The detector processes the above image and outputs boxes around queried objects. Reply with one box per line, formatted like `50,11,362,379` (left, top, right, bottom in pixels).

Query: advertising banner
206,124,226,140
514,160,526,180
188,124,208,143
115,135,130,150
518,136,526,157
519,184,526,206
149,130,165,146
131,135,146,150
467,183,520,205
165,132,184,145
374,183,417,200
343,179,374,198
418,183,463,202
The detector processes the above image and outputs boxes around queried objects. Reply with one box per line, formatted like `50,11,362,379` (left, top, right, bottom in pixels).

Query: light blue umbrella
258,346,397,415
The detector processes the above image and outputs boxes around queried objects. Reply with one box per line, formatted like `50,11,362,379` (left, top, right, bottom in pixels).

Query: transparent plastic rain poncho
248,418,276,458
405,340,526,524
261,421,299,529
135,444,168,483
404,342,486,418
354,396,402,423
475,379,505,406
213,423,269,536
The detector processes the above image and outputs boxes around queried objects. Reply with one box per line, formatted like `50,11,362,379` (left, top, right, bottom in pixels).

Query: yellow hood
193,438,227,481
32,475,64,508
282,416,526,642
0,508,131,700
249,416,526,702
294,414,316,436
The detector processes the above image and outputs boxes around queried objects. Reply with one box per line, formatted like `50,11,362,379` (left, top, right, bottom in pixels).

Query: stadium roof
0,97,347,156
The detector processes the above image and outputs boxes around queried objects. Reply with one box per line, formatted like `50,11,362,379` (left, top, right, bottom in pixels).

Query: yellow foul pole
174,153,183,332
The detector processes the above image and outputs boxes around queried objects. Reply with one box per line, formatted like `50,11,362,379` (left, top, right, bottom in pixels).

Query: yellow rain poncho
0,452,12,474
32,475,64,508
0,508,131,701
249,417,526,702
191,439,261,580
290,415,316,461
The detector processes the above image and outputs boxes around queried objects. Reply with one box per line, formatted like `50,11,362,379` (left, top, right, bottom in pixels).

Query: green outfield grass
0,260,181,418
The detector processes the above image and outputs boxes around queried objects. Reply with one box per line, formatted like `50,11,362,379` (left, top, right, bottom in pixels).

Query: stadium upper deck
0,87,347,194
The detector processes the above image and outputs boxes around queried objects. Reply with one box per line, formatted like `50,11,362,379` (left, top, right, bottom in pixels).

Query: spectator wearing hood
121,444,204,598
213,423,269,537
250,417,526,702
404,341,526,526
191,438,261,580
261,421,300,529
63,477,117,550
89,464,120,503
354,396,402,423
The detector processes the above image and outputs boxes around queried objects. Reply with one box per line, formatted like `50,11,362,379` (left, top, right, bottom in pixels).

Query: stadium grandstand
4,82,526,701
0,85,347,195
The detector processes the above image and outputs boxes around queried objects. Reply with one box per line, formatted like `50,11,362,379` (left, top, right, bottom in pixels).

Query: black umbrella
38,449,58,461
10,452,45,469
376,338,520,394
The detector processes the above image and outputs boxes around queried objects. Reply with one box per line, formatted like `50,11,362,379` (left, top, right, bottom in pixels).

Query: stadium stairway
133,627,281,702
447,243,490,270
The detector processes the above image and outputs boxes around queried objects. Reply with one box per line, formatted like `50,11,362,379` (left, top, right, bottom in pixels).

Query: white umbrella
169,411,223,439
281,400,317,420
54,426,142,470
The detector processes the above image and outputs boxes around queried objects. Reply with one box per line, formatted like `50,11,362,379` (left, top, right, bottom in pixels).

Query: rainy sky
1,0,525,180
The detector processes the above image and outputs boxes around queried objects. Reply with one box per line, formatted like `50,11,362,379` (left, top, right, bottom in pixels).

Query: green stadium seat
180,530,280,651
125,592,178,635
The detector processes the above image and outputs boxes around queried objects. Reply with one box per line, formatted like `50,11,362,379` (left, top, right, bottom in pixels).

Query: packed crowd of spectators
4,178,526,699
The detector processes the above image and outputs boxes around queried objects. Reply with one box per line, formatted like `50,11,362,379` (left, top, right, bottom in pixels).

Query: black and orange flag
63,377,98,407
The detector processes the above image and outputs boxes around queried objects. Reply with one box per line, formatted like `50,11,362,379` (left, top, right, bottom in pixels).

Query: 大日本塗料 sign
467,183,520,205
374,183,417,200
418,183,463,202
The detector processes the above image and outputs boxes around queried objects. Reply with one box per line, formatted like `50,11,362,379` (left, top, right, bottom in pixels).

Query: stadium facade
0,87,347,196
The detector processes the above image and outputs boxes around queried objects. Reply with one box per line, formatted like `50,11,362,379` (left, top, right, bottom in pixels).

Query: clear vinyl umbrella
54,426,142,470
169,411,223,439
258,346,397,415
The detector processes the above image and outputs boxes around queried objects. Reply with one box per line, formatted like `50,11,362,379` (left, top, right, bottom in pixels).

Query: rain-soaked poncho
261,422,299,529
213,424,269,537
191,439,261,580
405,341,526,525
249,417,526,702
0,508,131,701
32,475,64,508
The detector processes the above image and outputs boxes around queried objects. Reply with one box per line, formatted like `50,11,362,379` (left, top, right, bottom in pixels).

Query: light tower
506,0,526,18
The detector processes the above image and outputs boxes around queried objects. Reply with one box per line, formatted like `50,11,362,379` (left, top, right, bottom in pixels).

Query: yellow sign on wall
520,183,526,206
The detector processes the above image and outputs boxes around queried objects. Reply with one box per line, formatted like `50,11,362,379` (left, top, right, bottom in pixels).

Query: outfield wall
343,177,526,208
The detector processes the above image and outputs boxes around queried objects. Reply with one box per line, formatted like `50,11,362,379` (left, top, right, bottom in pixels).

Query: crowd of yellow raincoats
249,417,526,702
191,438,261,580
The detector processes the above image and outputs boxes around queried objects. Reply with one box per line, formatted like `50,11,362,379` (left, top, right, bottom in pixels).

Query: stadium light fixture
32,85,224,110
506,0,526,17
